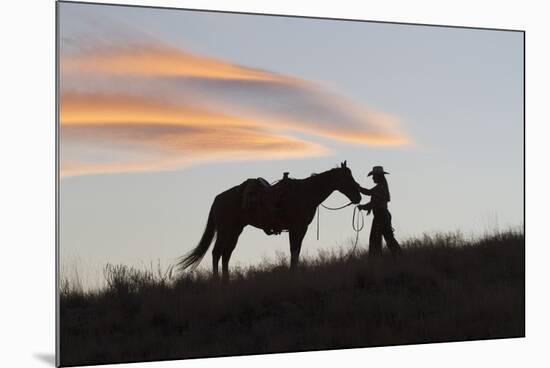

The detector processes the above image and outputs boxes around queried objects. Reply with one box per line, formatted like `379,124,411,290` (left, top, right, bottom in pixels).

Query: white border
2,1,548,367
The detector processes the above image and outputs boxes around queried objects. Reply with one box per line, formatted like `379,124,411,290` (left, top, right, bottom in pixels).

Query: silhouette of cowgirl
358,166,402,257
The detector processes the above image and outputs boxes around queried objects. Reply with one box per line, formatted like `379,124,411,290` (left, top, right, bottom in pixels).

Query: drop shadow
33,353,55,366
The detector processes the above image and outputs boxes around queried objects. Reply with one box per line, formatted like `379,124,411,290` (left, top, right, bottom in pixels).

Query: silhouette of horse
177,161,361,282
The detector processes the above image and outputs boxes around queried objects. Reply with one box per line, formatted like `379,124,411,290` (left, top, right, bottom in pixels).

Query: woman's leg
369,216,383,257
382,211,402,256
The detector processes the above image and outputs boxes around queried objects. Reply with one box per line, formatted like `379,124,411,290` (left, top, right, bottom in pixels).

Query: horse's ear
343,160,347,167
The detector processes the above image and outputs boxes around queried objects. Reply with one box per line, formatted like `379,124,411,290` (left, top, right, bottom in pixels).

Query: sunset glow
60,26,410,177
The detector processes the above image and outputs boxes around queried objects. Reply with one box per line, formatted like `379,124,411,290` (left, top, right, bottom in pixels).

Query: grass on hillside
59,230,524,367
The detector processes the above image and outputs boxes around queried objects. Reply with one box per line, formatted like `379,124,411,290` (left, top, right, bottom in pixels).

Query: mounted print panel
57,1,524,366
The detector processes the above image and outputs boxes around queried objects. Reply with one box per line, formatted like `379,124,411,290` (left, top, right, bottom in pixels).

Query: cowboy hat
367,166,389,176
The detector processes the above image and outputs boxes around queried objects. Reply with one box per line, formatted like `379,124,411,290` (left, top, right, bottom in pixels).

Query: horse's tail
177,203,217,272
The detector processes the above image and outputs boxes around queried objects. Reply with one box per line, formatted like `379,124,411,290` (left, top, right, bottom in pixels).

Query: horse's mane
309,166,342,178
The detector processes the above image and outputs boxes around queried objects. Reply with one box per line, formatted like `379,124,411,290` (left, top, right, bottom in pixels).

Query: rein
317,201,365,258
320,202,353,210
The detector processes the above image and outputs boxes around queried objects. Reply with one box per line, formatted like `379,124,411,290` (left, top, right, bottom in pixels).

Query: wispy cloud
60,28,410,177
60,93,326,177
62,45,299,84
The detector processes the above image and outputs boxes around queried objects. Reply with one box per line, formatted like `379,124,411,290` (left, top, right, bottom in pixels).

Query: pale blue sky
59,2,523,289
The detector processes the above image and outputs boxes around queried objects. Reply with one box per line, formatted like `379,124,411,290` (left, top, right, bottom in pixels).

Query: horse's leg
221,228,243,284
289,226,307,270
211,243,222,281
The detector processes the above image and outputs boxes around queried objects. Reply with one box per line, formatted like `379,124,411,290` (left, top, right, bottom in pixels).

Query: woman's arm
359,186,373,195
358,202,373,211
358,201,374,215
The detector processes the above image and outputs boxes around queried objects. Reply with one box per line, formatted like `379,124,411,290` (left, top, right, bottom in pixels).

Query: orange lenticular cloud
59,92,328,177
60,92,255,128
61,45,300,85
60,41,411,177
60,128,327,177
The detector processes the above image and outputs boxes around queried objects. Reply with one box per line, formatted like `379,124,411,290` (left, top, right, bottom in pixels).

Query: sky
58,2,523,289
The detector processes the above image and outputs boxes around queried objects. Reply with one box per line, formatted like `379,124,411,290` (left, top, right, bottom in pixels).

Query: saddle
242,172,294,235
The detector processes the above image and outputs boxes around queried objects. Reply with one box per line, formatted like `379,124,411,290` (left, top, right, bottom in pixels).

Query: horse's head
333,161,361,204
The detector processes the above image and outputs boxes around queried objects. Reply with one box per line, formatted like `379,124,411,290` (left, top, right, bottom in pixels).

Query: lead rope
349,205,365,258
317,202,365,258
317,202,352,240
316,206,320,240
